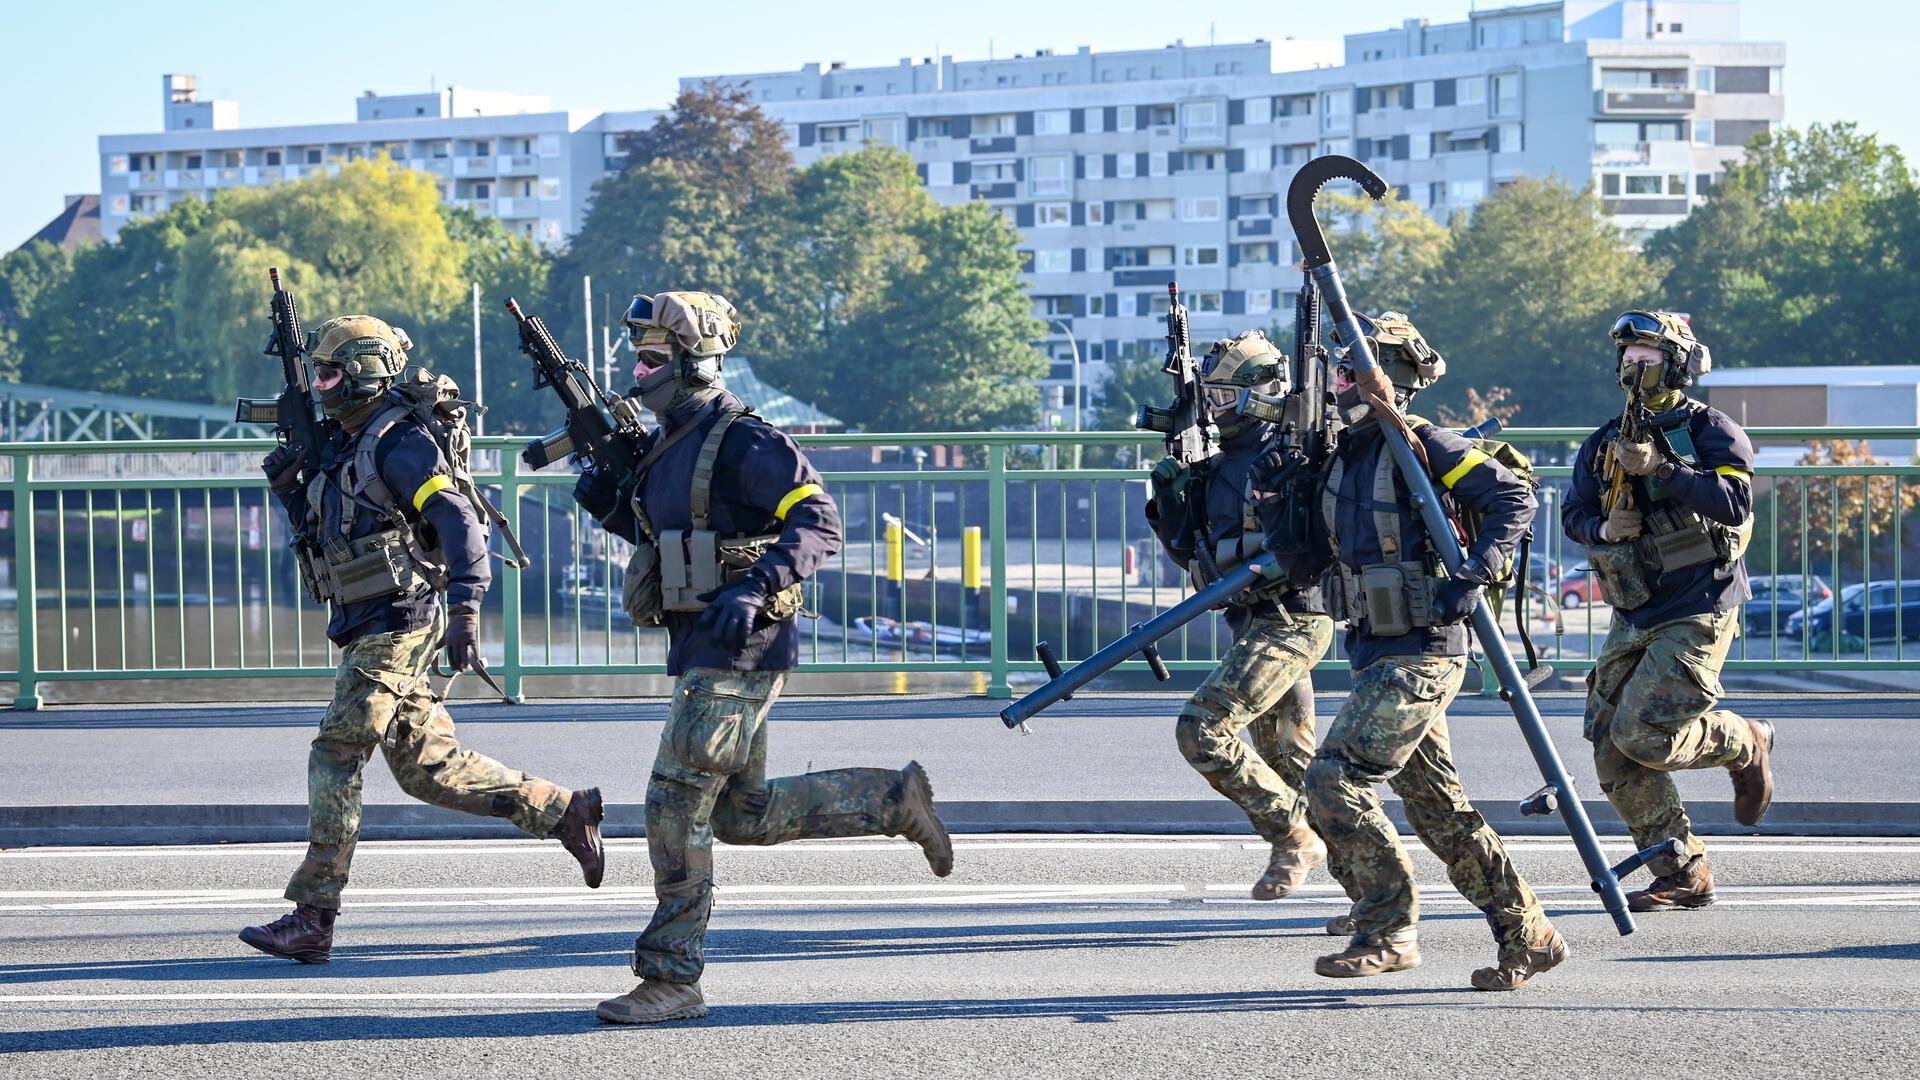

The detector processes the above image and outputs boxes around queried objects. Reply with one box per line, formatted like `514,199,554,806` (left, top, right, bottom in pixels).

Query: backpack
365,366,529,569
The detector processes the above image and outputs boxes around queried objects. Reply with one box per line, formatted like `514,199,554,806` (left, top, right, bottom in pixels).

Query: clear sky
2,0,1913,250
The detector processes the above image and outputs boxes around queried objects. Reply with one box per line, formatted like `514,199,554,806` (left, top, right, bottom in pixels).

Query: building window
1191,292,1223,314
1035,202,1071,227
1237,242,1273,264
1149,105,1175,126
1447,179,1486,203
974,159,1017,182
474,182,492,198
1087,295,1107,317
1086,202,1106,225
1180,101,1221,140
1148,293,1172,316
1693,120,1715,146
108,194,129,214
1029,155,1071,195
1244,97,1273,124
1184,151,1221,171
264,150,282,166
304,148,322,164
1181,197,1222,222
921,117,954,138
1239,194,1276,218
977,113,1017,136
863,117,905,145
473,139,492,156
1148,152,1168,177
926,161,953,186
541,178,561,200
108,155,129,174
1182,245,1220,266
1084,154,1105,180
817,123,857,144
1116,154,1137,179
1036,295,1074,317
1320,138,1351,158
1623,175,1665,195
1033,249,1072,274
1082,107,1104,133
1496,123,1523,153
1248,291,1274,316
1034,109,1072,135
1492,72,1521,115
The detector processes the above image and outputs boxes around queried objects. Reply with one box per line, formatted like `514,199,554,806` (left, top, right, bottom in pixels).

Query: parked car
1557,565,1607,609
1743,574,1831,635
1785,580,1920,644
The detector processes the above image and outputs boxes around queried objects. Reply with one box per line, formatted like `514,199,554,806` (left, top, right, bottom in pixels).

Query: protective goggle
1329,312,1379,348
1204,386,1242,412
1611,311,1664,339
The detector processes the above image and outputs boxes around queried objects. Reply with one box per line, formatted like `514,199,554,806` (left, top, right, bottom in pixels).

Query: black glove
572,463,624,522
695,573,772,652
261,445,307,500
1249,445,1299,493
1431,577,1482,625
443,606,481,672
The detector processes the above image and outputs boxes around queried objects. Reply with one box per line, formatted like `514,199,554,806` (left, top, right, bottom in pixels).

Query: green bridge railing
3,427,1916,708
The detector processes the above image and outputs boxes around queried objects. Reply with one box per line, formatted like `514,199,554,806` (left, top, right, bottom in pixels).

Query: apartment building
95,1,1783,420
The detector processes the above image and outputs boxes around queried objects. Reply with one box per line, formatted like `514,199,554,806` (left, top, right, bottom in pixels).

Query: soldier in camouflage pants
634,668,947,984
287,617,575,910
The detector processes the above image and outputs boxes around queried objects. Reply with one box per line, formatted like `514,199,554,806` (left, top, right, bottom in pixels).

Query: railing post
986,443,1011,699
10,452,40,709
497,451,524,704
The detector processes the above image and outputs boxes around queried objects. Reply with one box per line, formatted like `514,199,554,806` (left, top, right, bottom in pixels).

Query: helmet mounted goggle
622,293,676,352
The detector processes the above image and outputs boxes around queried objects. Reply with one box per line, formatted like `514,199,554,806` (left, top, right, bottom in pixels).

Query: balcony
1603,197,1689,216
130,171,161,190
1593,141,1651,166
1112,268,1172,287
970,136,1015,154
1235,218,1273,237
455,156,492,177
970,181,1016,200
496,154,539,176
1596,89,1696,114
213,167,243,187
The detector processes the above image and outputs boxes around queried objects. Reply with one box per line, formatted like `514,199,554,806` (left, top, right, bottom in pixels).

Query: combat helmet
1199,329,1289,438
1332,311,1446,393
622,290,741,411
308,315,413,414
1610,310,1710,390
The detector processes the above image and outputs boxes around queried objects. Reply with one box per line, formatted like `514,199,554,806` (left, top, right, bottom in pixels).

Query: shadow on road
1615,941,1920,963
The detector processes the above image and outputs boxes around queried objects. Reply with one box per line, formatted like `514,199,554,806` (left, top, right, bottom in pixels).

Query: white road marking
1238,842,1920,854
0,839,1224,859
0,992,611,1004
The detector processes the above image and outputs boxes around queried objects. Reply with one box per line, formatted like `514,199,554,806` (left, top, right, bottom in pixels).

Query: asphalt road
4,692,1915,809
2,835,1917,1078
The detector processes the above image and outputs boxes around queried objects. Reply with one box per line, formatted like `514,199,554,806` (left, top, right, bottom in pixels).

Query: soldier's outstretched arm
1419,424,1535,570
377,426,490,613
1658,414,1755,527
1562,432,1610,546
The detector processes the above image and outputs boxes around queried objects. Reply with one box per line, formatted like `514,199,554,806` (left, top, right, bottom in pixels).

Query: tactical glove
696,573,772,652
1600,506,1644,543
443,606,482,673
1611,438,1659,477
1431,576,1483,625
572,463,624,522
261,445,307,500
1249,445,1300,494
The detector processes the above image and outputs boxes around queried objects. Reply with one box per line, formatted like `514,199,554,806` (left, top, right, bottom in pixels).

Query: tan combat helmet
1610,310,1710,389
308,315,413,407
1334,311,1446,393
1199,330,1289,437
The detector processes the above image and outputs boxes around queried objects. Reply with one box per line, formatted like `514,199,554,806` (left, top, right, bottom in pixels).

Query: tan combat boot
893,761,954,877
1729,718,1775,826
596,979,708,1024
1628,854,1716,912
1314,929,1422,979
1252,824,1326,901
1471,928,1570,991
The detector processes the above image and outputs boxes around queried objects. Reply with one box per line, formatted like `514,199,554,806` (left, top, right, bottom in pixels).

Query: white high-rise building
96,1,1782,419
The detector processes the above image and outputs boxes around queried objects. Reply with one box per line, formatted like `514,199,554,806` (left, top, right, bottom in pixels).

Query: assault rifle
1285,154,1676,936
1133,282,1218,468
1000,415,1508,733
508,298,645,478
235,268,330,542
1602,378,1649,514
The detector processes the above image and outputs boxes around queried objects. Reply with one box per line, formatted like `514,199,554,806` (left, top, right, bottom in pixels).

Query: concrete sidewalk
4,692,1916,844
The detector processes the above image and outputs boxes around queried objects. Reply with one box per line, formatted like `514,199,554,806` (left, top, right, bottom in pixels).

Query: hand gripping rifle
1287,155,1677,936
997,413,1508,733
508,298,645,479
236,267,330,544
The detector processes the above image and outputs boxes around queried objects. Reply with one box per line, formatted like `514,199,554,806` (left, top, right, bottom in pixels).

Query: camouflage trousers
635,667,915,984
285,619,572,910
1306,654,1553,960
1586,608,1758,876
1177,614,1344,861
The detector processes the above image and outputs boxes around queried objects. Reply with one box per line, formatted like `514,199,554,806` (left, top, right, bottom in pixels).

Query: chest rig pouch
1321,440,1439,635
623,410,807,627
300,407,447,606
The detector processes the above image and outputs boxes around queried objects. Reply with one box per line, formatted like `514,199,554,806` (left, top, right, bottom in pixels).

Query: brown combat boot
1252,824,1326,901
1315,930,1422,979
893,761,954,877
1628,854,1716,912
1471,928,1570,991
596,979,707,1024
1730,718,1776,826
238,903,336,964
554,787,606,888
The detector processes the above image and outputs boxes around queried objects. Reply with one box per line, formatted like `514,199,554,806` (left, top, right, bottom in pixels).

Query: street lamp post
1049,319,1082,469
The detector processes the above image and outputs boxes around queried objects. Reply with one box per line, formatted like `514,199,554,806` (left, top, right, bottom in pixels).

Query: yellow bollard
962,526,982,591
885,522,904,582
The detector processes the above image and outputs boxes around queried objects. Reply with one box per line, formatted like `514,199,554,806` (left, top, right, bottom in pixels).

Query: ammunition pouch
655,528,804,621
1584,541,1652,612
309,526,437,606
1329,560,1437,636
1584,506,1750,614
621,538,664,627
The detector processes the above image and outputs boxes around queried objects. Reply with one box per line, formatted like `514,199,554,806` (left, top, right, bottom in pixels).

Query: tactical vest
1585,399,1752,612
1320,437,1439,636
299,403,449,606
620,408,807,629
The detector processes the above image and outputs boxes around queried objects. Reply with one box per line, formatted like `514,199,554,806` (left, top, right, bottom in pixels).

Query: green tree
0,241,73,382
623,83,796,209
1647,123,1919,367
424,208,553,434
1315,189,1451,314
1416,177,1661,426
1087,349,1171,466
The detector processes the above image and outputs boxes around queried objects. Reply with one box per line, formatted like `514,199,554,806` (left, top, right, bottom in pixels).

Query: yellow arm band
1715,464,1752,480
1439,448,1490,489
774,483,825,521
411,474,456,511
